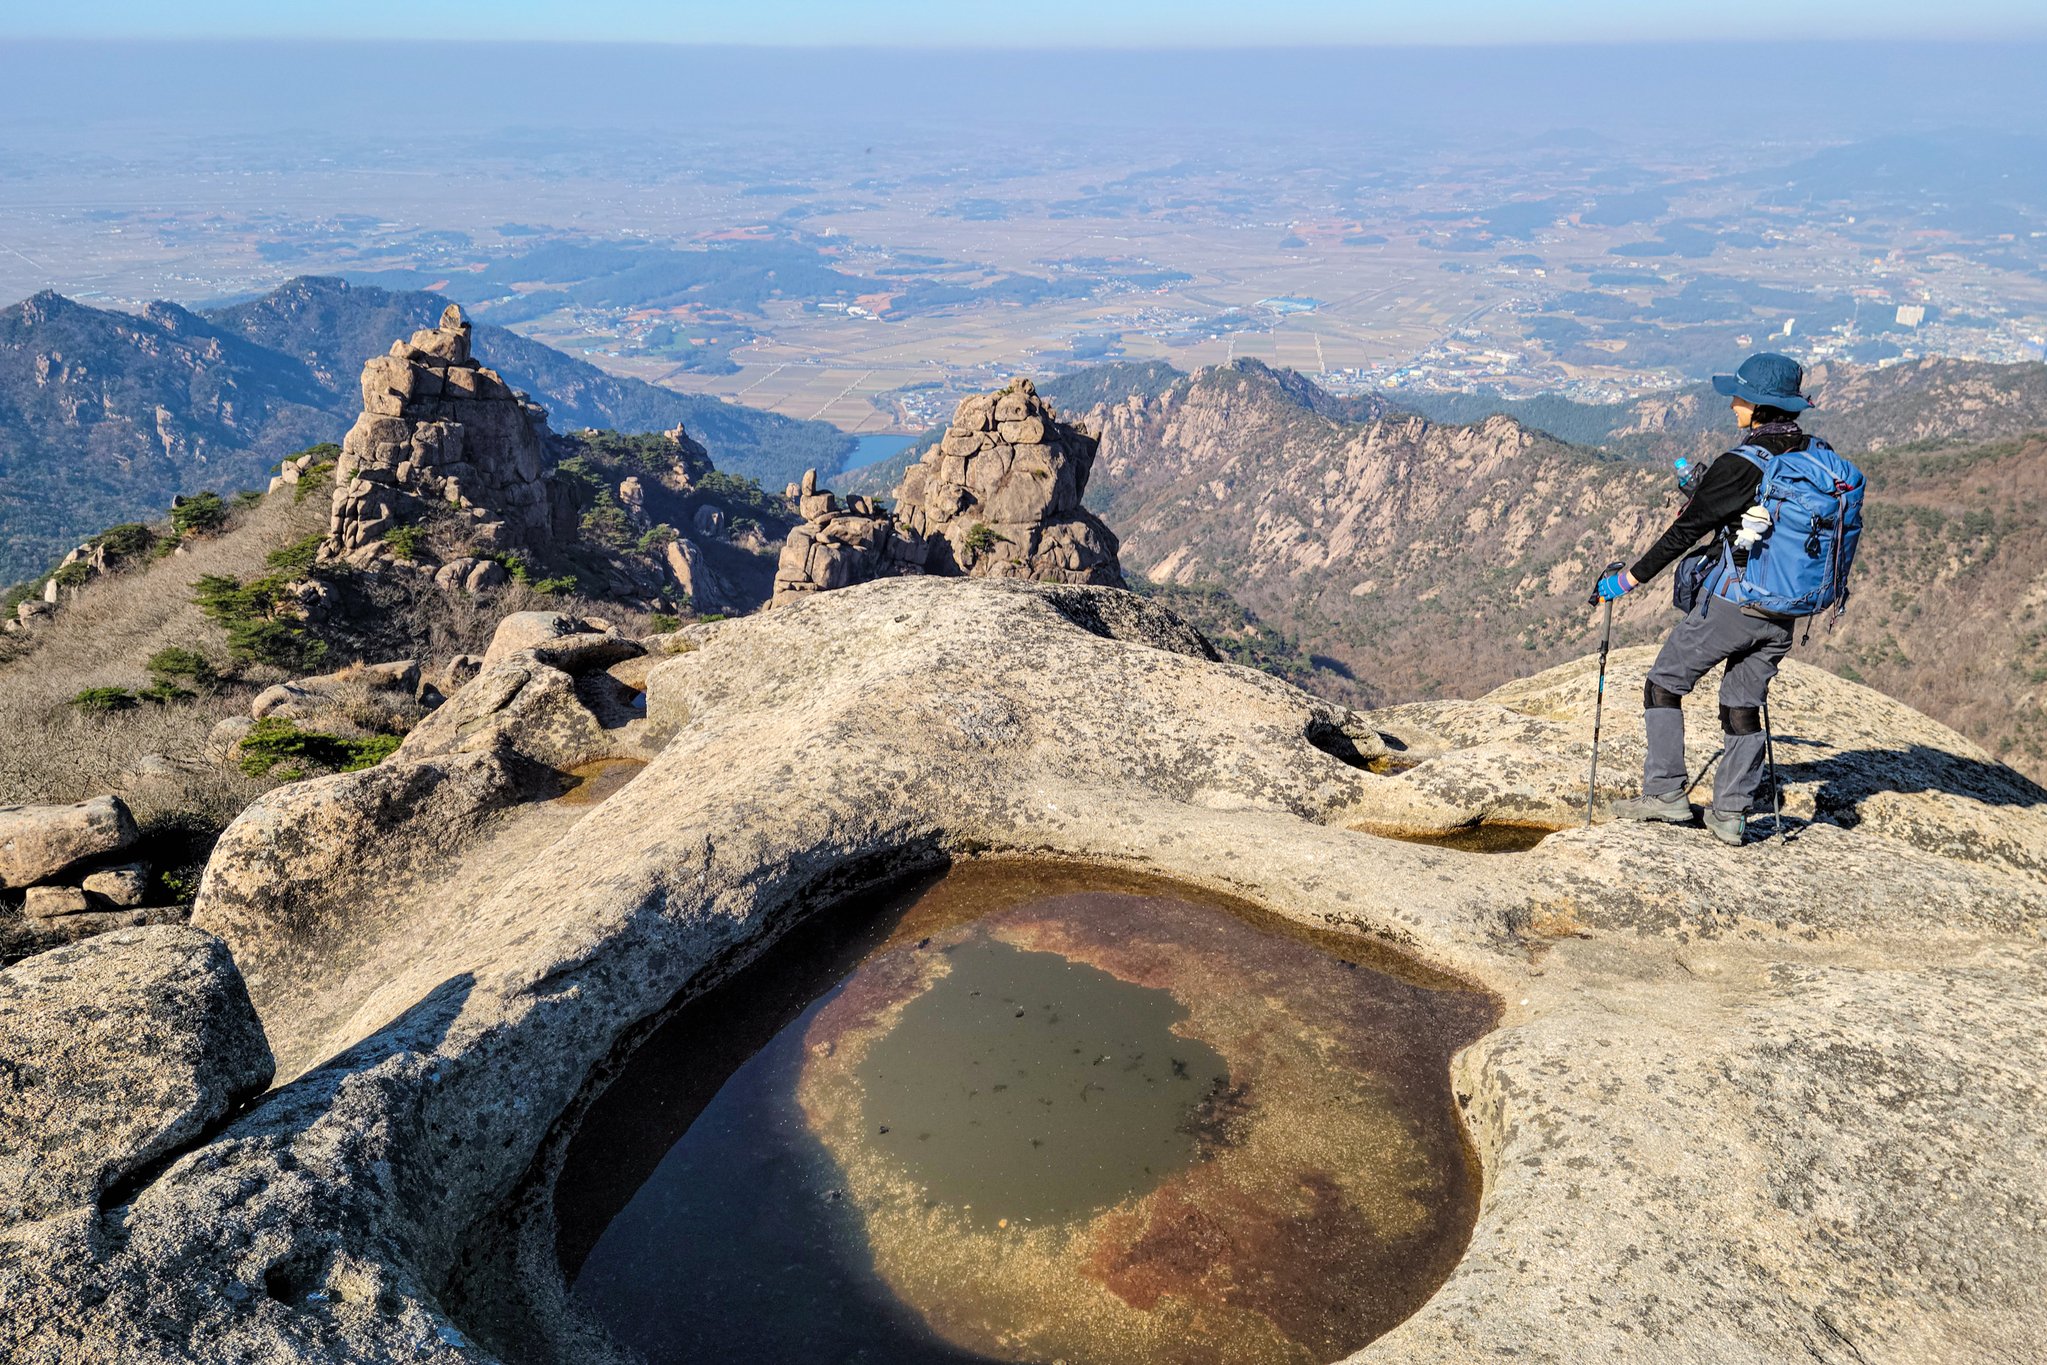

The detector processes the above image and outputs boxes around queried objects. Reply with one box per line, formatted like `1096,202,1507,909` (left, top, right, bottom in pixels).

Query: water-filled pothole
554,758,647,806
1375,823,1554,854
557,862,1496,1365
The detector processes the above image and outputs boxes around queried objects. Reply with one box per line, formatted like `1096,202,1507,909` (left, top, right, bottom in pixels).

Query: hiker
1590,352,1864,845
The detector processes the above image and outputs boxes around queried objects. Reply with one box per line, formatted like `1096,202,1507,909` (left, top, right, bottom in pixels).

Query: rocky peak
772,378,1123,604
323,303,563,567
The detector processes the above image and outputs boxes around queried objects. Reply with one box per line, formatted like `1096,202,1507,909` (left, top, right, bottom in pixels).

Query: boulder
22,886,89,918
249,661,421,722
0,797,137,889
0,926,271,1223
205,715,255,764
479,611,626,673
464,560,507,593
82,865,149,908
771,380,1121,605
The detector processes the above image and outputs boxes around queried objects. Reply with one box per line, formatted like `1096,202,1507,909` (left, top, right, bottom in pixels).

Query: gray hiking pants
1641,598,1793,815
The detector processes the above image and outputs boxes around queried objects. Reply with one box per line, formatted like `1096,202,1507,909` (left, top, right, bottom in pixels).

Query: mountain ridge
0,278,853,581
1085,358,2047,778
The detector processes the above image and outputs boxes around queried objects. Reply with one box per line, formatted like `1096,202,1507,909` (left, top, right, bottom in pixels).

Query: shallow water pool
558,863,1495,1365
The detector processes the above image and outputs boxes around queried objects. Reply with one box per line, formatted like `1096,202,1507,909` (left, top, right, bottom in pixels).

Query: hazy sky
8,0,2045,45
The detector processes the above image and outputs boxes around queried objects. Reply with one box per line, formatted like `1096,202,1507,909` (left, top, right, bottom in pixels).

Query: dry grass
0,491,331,814
0,482,666,821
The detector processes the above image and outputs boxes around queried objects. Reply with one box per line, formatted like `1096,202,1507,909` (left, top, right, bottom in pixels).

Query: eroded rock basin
557,863,1497,1364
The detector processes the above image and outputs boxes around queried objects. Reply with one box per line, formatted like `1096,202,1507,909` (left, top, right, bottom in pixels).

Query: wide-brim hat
1712,351,1811,412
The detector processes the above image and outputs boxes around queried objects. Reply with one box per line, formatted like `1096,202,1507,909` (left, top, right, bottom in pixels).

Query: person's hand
1593,567,1636,603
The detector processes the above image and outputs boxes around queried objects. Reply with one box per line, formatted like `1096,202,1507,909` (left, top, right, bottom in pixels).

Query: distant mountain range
1073,357,2047,780
0,277,853,581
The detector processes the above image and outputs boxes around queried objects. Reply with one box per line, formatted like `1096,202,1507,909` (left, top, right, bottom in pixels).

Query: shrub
962,522,1002,558
490,552,533,584
192,573,326,671
637,524,678,554
294,461,339,504
236,718,401,779
51,561,91,589
265,534,326,576
532,575,579,596
383,524,430,561
70,686,138,715
648,612,681,633
148,646,217,689
232,489,265,509
92,523,156,562
170,492,227,537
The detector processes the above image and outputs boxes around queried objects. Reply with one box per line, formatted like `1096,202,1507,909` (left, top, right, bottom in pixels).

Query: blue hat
1712,352,1810,412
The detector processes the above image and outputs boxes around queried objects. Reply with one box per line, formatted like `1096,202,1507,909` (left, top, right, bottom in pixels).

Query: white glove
1734,504,1772,550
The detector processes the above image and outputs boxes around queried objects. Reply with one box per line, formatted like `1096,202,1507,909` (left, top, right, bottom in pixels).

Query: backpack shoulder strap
1728,443,1773,475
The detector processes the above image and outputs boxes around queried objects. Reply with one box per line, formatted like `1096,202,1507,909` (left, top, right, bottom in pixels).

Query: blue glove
1594,568,1636,602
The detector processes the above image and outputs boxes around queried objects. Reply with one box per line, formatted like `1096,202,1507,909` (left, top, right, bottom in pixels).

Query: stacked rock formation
325,305,563,566
1,796,181,962
898,379,1121,582
772,471,929,602
772,379,1122,603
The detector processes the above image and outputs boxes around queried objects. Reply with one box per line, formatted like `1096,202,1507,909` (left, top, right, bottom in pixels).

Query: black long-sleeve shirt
1629,426,1807,584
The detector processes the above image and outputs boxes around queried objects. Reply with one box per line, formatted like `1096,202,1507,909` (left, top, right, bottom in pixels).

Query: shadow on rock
1779,742,2047,822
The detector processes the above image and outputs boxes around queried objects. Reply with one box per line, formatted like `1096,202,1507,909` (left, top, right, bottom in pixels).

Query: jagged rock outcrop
770,469,927,601
895,379,1121,583
773,379,1121,602
325,305,561,566
5,578,2047,1363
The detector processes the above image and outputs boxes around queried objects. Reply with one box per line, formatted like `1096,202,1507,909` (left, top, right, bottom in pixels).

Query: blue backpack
1713,436,1865,621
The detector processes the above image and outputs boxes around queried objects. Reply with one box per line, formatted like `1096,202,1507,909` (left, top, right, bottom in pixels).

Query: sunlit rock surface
0,575,2042,1363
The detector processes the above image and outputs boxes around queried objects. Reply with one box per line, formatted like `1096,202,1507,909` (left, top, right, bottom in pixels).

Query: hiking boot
1609,790,1694,824
1703,807,1747,847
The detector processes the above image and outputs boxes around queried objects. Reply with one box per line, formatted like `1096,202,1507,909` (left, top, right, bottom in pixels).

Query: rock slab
0,926,272,1224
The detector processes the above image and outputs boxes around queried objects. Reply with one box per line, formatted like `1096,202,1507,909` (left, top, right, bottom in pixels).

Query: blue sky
7,0,2045,45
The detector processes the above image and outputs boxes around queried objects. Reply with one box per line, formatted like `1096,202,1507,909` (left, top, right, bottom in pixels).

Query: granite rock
5,579,2045,1363
0,926,271,1224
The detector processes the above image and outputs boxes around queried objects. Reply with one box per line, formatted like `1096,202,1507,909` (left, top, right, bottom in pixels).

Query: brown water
557,862,1496,1365
554,758,647,806
856,934,1231,1227
1375,822,1554,854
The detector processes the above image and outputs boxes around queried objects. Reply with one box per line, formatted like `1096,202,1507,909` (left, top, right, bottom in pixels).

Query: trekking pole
1584,560,1624,827
1762,698,1784,841
1684,747,1723,799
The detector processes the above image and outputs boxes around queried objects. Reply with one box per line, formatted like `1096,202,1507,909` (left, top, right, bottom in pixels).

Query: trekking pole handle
1587,559,1626,607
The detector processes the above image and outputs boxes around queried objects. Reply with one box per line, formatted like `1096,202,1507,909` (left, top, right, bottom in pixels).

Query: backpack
1713,435,1865,621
